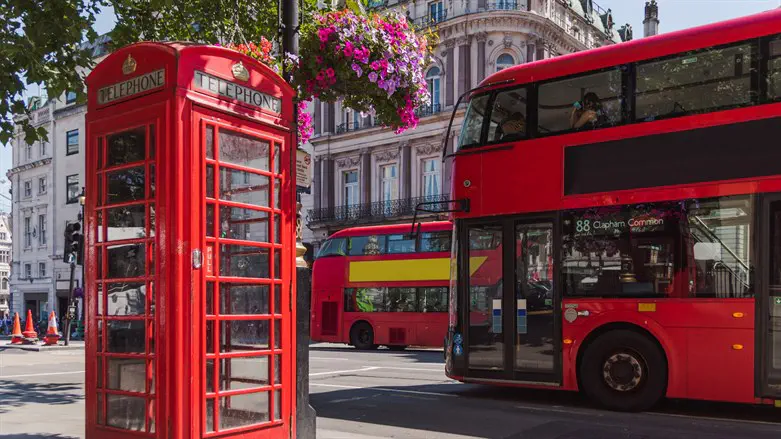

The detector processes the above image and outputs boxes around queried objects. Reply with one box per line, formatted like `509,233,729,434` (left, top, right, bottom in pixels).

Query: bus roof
327,221,451,239
482,8,781,89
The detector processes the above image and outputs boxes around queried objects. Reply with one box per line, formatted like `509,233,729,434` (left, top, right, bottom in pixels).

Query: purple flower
368,72,378,83
352,63,363,77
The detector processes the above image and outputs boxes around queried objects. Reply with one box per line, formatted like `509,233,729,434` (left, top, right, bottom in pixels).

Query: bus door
759,195,781,399
461,218,559,384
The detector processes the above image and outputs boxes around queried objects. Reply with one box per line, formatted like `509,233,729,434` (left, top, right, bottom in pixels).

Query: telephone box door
195,106,292,438
87,106,163,435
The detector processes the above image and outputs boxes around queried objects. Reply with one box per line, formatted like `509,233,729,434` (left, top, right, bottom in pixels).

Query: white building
7,36,111,323
305,0,634,251
0,214,11,317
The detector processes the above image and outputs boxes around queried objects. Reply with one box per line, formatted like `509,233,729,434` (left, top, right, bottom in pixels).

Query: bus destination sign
572,211,668,237
193,70,281,114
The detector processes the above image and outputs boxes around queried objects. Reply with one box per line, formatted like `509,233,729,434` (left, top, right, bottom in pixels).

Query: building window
24,263,32,279
25,142,32,161
38,214,46,246
426,67,441,111
343,171,359,206
0,232,5,240
66,130,79,155
429,1,444,23
1,274,8,290
66,174,80,204
0,250,8,263
380,164,399,203
38,176,47,195
23,180,32,198
496,54,515,72
421,158,441,198
38,262,46,278
66,91,77,104
24,217,31,248
39,141,46,157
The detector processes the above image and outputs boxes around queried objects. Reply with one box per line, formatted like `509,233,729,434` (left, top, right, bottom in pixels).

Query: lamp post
63,188,85,346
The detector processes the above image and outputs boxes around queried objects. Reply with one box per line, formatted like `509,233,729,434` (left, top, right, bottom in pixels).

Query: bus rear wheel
579,330,667,412
350,322,378,350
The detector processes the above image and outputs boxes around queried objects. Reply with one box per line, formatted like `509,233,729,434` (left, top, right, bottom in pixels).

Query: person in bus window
570,92,607,130
499,112,526,141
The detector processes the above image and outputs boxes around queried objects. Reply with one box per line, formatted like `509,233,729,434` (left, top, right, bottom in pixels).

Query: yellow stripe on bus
348,257,487,282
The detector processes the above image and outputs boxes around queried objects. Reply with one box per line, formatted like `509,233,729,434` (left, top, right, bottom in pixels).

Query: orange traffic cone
9,312,23,344
22,309,37,340
43,311,61,346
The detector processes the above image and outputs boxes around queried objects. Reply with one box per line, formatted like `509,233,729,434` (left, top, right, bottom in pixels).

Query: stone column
445,41,455,106
326,103,336,133
457,36,472,97
313,158,322,210
325,157,335,209
476,33,488,82
361,150,372,204
401,142,412,200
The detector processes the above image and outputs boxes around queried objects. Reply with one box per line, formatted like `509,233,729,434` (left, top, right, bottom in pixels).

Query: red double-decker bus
311,221,453,349
442,9,781,411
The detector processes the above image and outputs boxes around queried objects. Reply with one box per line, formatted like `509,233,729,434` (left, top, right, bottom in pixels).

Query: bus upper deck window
316,237,347,258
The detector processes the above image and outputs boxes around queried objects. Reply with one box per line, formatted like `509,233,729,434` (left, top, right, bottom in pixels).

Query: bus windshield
316,237,347,258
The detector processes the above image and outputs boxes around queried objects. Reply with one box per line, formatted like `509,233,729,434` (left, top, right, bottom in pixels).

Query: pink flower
316,56,324,64
343,41,354,58
326,68,335,78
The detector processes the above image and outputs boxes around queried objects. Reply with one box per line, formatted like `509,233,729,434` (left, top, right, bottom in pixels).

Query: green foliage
1,0,103,146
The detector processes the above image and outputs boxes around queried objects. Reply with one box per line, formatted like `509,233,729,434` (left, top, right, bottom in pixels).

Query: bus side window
317,237,347,258
387,234,416,254
348,235,386,256
420,231,452,252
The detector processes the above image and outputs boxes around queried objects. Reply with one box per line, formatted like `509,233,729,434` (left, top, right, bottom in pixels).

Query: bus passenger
500,112,526,141
570,92,607,130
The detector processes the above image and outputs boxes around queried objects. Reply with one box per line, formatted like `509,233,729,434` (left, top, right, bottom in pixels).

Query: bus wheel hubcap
603,352,643,392
359,330,370,344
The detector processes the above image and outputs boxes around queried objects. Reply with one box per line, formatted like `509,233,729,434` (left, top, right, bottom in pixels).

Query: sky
2,0,780,212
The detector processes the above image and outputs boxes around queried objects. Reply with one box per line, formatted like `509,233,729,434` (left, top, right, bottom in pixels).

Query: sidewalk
0,336,85,352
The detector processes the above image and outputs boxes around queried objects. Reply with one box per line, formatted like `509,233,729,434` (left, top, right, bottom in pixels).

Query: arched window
496,54,515,72
426,67,441,112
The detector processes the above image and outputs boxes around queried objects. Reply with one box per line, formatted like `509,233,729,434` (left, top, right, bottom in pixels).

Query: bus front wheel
350,322,378,350
579,329,667,412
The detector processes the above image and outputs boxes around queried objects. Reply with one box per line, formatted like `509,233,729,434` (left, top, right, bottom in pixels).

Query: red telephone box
85,42,297,439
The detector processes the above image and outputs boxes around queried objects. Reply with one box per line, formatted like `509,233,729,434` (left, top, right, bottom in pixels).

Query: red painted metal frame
311,221,451,347
447,10,781,405
86,42,297,439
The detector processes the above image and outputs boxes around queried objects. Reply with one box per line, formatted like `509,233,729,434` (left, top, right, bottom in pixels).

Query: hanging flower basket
223,8,433,143
294,10,432,134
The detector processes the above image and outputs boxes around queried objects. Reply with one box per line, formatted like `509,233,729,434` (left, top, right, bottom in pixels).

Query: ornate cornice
415,143,444,156
456,35,472,46
6,157,52,178
335,155,361,168
475,32,488,42
374,149,400,163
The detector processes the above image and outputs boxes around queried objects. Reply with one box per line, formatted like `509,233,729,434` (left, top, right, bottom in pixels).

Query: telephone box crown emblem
122,54,137,75
232,62,250,81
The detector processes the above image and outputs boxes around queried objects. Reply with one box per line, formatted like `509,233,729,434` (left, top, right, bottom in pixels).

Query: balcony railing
336,119,377,134
308,194,451,225
413,11,448,29
415,103,442,118
485,1,527,11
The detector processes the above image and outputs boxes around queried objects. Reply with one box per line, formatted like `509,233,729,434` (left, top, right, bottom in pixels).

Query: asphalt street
0,343,780,438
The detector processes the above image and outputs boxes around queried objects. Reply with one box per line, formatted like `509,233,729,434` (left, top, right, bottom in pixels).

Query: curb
1,343,85,352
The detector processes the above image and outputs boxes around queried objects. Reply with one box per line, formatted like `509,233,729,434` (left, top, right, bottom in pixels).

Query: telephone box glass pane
219,129,270,171
97,357,103,388
97,284,104,315
219,283,270,315
106,127,146,167
219,320,270,352
274,284,281,315
220,245,270,278
206,399,215,432
219,206,269,242
107,205,146,241
274,319,281,349
149,124,155,160
274,214,281,244
107,394,145,431
273,143,280,174
219,356,270,390
274,354,281,384
206,282,215,315
107,358,146,392
107,243,145,279
206,359,215,393
274,250,281,280
107,320,146,353
206,126,215,159
149,163,155,197
106,282,145,315
219,392,270,429
97,394,104,425
206,165,215,198
206,204,215,237
220,169,269,206
107,166,145,204
274,389,282,421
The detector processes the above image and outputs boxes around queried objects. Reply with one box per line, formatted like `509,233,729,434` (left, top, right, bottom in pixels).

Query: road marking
309,366,380,377
372,366,444,373
310,357,350,361
310,382,458,398
0,370,85,379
